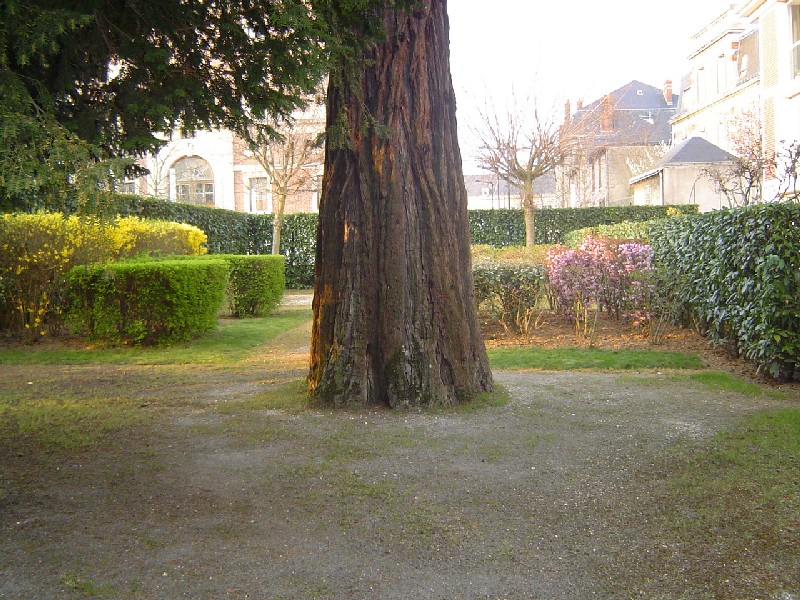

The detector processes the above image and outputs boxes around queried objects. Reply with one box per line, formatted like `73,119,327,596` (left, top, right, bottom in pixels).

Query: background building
560,80,679,208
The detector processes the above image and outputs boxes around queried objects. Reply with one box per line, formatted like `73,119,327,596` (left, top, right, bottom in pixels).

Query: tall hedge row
469,205,698,247
651,203,800,380
112,195,316,288
107,196,697,287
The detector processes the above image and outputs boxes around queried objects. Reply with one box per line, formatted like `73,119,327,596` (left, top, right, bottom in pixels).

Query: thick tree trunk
308,0,493,408
522,191,536,247
271,192,286,255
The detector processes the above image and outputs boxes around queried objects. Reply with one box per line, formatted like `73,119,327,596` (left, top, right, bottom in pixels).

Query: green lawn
487,346,705,371
0,308,311,366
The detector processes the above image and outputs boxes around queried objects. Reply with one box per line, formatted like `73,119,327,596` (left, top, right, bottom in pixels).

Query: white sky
448,1,736,170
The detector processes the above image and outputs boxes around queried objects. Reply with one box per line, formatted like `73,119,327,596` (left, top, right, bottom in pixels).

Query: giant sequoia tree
309,1,493,407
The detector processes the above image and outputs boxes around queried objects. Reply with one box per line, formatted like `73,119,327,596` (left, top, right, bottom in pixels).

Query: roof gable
658,136,737,165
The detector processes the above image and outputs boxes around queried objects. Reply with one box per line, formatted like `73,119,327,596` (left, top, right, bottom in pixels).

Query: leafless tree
473,93,573,246
625,141,671,178
776,140,800,202
702,108,775,207
250,112,324,254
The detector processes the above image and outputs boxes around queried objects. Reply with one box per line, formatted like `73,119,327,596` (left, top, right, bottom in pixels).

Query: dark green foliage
470,206,698,247
472,262,546,330
651,204,800,380
0,0,409,209
66,259,229,345
106,198,698,289
277,213,318,289
222,255,285,318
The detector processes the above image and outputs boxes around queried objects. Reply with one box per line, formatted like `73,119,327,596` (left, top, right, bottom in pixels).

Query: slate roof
629,137,736,184
571,80,679,147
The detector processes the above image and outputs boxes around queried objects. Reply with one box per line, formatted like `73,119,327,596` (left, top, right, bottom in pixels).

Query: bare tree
776,140,800,202
702,108,775,207
250,112,324,254
473,93,571,246
140,142,182,199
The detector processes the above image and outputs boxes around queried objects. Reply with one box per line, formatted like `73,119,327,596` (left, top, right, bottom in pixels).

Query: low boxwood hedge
66,259,230,345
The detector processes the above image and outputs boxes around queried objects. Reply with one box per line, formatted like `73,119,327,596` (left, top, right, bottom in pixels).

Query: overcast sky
447,1,736,170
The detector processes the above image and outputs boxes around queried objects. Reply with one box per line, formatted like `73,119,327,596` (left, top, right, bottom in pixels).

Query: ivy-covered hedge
66,259,230,345
470,205,698,247
651,203,800,380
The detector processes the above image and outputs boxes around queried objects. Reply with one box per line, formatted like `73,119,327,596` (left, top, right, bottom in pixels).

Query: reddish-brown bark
308,1,493,407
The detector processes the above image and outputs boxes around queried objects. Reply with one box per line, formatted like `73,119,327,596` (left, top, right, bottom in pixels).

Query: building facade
671,5,761,151
739,0,800,198
560,81,680,208
129,103,325,214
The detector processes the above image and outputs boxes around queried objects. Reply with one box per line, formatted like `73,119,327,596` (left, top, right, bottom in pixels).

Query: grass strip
0,309,311,366
488,346,705,371
647,407,800,595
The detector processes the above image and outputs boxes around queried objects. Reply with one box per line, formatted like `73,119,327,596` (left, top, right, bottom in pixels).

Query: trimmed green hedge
561,220,656,247
221,255,285,317
651,203,800,380
106,196,698,287
111,195,315,288
470,206,698,246
66,259,230,345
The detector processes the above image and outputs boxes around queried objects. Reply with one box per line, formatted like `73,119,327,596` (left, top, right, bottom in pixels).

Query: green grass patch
650,407,800,594
215,379,310,414
487,346,705,371
60,573,116,596
681,370,773,396
0,396,144,454
619,370,792,399
0,309,311,366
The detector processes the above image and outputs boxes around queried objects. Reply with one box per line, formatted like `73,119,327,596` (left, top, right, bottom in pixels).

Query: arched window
172,156,215,206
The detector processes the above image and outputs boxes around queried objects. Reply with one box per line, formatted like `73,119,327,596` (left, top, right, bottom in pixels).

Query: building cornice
669,77,759,126
737,0,790,18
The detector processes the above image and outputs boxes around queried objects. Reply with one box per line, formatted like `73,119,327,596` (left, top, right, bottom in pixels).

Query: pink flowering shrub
546,236,654,335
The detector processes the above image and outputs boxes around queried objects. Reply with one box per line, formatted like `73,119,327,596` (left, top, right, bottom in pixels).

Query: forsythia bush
0,212,207,339
0,213,115,338
112,216,207,258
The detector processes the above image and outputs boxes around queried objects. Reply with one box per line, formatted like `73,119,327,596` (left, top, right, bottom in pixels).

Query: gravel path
2,365,796,599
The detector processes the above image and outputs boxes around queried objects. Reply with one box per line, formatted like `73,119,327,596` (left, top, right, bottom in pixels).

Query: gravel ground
2,362,797,599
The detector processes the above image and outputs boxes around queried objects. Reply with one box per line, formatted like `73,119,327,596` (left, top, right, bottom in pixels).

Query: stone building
560,80,680,208
127,103,325,214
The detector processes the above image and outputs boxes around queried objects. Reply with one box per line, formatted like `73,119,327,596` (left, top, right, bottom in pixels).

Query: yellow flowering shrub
112,217,207,259
0,213,207,339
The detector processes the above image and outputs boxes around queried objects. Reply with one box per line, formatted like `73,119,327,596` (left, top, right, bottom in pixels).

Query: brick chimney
663,80,673,105
600,94,613,131
577,98,583,111
564,100,571,122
